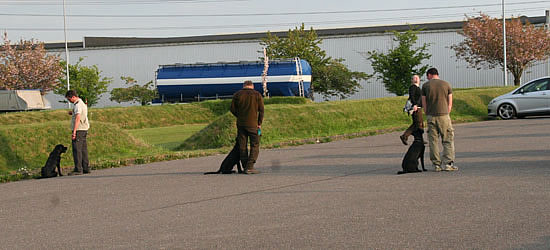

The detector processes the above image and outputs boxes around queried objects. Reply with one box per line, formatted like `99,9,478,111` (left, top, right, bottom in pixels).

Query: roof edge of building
45,15,546,50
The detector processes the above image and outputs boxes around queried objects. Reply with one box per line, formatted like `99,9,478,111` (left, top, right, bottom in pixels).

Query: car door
543,79,550,113
512,78,550,114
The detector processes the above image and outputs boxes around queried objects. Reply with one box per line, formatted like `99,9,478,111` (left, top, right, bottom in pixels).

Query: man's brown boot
244,168,260,174
68,171,83,176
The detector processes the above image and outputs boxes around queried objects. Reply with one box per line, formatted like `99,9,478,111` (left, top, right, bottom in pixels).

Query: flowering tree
0,32,62,94
452,14,550,86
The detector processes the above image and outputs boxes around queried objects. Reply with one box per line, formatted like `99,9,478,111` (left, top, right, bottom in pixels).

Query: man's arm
410,86,418,111
72,113,80,140
257,94,264,128
230,95,238,117
448,93,453,113
421,96,427,114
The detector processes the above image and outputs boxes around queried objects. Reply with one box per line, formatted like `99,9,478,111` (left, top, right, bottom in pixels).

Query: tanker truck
154,58,311,103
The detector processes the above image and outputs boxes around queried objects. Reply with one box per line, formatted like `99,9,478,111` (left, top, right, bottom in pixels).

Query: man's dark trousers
72,130,89,173
237,126,260,170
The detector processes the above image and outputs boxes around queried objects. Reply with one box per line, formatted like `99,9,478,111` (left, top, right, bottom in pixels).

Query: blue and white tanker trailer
154,58,312,102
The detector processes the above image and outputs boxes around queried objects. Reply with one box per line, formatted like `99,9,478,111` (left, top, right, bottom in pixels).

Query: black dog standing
41,144,68,178
398,129,426,175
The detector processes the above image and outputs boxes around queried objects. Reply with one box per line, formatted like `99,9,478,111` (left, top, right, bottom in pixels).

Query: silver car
488,76,550,119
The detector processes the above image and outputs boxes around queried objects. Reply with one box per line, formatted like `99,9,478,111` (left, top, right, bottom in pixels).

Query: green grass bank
0,96,310,129
178,87,515,150
0,121,159,175
0,87,513,182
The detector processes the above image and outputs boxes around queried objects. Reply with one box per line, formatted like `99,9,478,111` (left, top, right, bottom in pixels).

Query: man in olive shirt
230,80,264,174
421,68,457,172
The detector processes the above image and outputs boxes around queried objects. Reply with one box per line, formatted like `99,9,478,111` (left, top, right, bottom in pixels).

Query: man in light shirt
66,90,90,175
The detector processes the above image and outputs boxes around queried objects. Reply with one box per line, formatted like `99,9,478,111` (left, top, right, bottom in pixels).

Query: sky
0,0,549,43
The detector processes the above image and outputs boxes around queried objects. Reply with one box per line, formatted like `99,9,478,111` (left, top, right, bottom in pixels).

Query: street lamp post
546,10,549,76
63,0,70,92
502,0,508,86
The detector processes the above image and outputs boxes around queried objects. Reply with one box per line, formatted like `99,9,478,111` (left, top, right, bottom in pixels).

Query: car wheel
497,103,516,120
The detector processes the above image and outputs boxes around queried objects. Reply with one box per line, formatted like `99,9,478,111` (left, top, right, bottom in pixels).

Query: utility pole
63,0,70,101
546,10,550,76
502,0,508,86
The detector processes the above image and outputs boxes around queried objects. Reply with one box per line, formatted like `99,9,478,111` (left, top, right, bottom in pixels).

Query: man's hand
68,111,73,115
413,105,418,112
72,132,76,140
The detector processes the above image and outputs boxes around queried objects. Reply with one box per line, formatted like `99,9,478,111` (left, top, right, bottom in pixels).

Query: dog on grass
40,144,68,178
204,141,243,175
398,129,426,175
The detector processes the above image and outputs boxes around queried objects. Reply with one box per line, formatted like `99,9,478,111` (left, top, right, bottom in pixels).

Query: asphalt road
1,118,549,249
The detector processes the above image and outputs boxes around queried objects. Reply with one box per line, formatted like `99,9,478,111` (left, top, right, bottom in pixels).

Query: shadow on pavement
515,235,550,250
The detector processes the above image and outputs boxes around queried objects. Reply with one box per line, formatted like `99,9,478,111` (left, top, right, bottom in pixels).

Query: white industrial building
44,15,550,108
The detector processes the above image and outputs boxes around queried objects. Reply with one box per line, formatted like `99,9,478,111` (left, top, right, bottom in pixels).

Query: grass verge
127,124,208,150
0,97,310,129
178,87,515,150
0,121,160,179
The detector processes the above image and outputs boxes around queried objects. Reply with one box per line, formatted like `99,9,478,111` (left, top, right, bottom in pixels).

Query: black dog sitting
398,129,426,175
41,144,68,178
204,140,243,175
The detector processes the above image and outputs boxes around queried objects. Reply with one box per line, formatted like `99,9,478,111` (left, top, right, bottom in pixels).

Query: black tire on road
497,103,516,120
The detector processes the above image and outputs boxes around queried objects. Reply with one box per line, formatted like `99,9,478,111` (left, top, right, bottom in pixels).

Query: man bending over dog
400,75,423,145
66,90,90,175
230,80,264,174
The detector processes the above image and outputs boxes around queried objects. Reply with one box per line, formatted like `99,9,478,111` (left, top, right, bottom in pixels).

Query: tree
314,58,370,98
55,57,111,107
110,76,158,106
260,24,368,100
366,28,431,96
0,32,62,94
451,14,550,86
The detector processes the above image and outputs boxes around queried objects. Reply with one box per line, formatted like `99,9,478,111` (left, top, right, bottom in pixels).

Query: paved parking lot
1,118,549,249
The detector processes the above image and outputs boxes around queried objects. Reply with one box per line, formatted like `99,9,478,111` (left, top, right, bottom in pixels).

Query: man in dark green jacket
230,80,264,174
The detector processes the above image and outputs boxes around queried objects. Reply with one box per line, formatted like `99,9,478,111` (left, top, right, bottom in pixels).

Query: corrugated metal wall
318,30,550,101
47,29,550,108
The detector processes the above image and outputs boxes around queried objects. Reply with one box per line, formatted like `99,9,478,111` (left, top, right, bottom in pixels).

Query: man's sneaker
444,163,458,171
434,165,442,172
68,171,83,176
